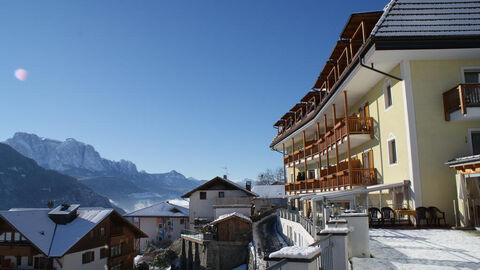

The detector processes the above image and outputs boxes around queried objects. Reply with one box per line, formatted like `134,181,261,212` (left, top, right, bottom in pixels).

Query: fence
311,234,333,270
277,209,318,237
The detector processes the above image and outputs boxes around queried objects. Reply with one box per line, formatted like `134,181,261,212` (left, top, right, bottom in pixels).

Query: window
82,251,95,264
16,256,21,266
388,138,397,165
5,232,11,242
100,227,105,237
14,232,20,242
28,256,33,266
0,232,5,242
180,219,184,224
158,223,163,229
464,70,480,83
199,192,206,200
100,247,109,259
90,230,94,238
384,84,393,109
111,243,123,257
218,192,224,198
470,131,480,155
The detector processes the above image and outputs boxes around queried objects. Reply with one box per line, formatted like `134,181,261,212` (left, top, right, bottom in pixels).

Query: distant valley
4,132,206,212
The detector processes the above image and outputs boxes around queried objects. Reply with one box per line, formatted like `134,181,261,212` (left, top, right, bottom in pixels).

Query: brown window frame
82,251,95,264
199,192,207,200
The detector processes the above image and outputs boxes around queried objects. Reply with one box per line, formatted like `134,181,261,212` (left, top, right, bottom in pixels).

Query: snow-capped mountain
0,143,122,212
4,132,205,212
5,132,137,176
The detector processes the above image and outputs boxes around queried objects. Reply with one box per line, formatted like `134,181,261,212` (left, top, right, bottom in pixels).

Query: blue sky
0,0,387,181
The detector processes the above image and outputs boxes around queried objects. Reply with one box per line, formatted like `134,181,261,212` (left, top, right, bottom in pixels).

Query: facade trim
400,60,422,207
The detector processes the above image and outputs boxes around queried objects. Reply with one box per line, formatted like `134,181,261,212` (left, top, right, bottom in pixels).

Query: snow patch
269,246,321,260
211,212,251,224
320,227,350,234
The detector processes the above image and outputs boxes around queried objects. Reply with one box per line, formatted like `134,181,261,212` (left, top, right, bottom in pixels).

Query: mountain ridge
4,132,206,212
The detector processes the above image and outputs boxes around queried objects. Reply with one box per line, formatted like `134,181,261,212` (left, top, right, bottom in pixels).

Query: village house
180,212,252,270
269,0,480,230
181,176,257,229
124,201,189,251
251,183,287,215
0,204,146,270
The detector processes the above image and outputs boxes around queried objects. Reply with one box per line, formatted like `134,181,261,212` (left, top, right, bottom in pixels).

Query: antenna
221,166,229,177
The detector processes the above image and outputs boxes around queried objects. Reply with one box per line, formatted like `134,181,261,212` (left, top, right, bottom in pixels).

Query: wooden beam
344,91,352,188
303,130,307,192
316,122,322,184
333,104,339,190
292,137,296,187
283,143,286,185
323,114,329,191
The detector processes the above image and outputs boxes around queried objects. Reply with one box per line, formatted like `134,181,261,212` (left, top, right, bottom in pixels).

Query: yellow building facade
270,0,480,225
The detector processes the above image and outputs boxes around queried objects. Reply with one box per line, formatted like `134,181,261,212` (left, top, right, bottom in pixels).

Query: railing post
344,91,352,188
459,85,467,115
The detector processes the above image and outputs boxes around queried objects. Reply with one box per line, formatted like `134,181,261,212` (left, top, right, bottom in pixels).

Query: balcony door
362,149,374,169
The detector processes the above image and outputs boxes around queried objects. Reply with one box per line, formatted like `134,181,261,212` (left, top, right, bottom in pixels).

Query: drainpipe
360,57,403,81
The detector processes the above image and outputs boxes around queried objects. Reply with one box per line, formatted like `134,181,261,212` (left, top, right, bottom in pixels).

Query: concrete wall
136,216,188,251
61,246,108,270
189,189,250,229
278,217,314,247
409,59,480,224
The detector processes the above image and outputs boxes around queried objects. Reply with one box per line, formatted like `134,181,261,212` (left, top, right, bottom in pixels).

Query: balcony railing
285,164,376,193
443,83,480,121
283,117,373,165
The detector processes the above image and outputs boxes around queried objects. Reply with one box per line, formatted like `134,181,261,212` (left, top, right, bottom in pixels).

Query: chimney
48,204,80,225
246,181,252,191
223,175,227,180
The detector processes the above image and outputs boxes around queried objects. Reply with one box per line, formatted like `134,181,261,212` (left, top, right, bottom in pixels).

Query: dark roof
181,176,258,198
301,90,322,102
372,0,480,37
445,154,480,167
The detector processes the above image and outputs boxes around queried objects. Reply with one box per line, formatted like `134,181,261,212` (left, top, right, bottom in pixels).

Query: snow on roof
182,176,257,198
320,227,350,234
251,185,285,198
0,208,113,257
269,246,322,260
124,201,188,217
49,209,112,257
210,212,251,225
372,0,480,37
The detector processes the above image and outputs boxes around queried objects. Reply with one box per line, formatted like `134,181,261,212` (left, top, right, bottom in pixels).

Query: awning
300,180,410,201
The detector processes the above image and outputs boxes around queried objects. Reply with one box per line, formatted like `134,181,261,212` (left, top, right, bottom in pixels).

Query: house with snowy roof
0,204,146,270
182,175,257,229
252,184,288,215
124,201,189,251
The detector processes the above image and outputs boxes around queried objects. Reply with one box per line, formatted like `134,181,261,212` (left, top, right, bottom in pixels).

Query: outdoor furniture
394,209,417,226
381,207,396,226
416,207,429,226
368,207,382,227
427,206,446,226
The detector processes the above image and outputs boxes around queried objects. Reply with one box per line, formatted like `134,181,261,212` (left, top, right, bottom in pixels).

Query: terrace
443,83,480,121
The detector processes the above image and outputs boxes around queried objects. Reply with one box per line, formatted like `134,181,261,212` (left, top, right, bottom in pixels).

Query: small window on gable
464,70,480,83
200,192,207,200
388,138,397,165
384,82,393,109
218,191,225,198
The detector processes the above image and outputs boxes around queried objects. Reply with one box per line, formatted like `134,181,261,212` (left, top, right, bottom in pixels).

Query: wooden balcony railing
285,166,376,193
443,83,480,121
283,117,373,165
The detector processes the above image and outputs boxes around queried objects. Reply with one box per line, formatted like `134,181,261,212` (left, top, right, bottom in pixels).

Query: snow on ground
352,229,480,270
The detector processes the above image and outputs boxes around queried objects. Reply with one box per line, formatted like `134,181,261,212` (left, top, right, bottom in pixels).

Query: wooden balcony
285,161,377,193
443,83,480,121
283,117,373,166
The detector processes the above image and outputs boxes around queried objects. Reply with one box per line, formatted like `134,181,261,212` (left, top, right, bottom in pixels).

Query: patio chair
381,207,396,226
415,207,429,226
368,207,382,227
427,206,446,226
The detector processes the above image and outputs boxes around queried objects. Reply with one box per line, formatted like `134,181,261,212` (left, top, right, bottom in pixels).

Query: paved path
252,214,288,270
352,229,480,270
